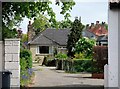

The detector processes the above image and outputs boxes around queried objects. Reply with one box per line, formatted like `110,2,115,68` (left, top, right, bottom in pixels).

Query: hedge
56,59,94,73
20,49,32,68
20,49,33,86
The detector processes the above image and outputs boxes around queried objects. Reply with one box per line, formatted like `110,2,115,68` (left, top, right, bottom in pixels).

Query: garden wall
0,41,3,71
5,39,20,87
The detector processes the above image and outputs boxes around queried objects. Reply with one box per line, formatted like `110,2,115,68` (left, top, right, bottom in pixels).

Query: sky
19,0,109,33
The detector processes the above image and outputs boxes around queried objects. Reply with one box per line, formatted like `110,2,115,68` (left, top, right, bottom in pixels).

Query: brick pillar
5,39,20,87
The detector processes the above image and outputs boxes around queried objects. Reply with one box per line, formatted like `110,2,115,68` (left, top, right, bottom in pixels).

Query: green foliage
61,59,93,73
20,49,32,68
32,14,51,35
20,58,27,71
3,26,18,38
20,49,33,86
74,53,85,59
73,60,93,72
2,1,75,39
67,17,85,57
55,53,68,60
57,19,73,29
75,37,95,59
44,59,56,66
21,34,28,43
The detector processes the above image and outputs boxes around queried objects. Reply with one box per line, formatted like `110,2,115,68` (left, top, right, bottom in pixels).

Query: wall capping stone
5,39,20,41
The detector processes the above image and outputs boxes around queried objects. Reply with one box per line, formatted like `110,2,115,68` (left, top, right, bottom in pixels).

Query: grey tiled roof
29,28,70,46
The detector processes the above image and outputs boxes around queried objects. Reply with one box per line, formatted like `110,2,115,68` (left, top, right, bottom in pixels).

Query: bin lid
2,70,12,75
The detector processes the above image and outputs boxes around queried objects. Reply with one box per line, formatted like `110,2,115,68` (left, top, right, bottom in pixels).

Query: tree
2,1,75,39
67,17,84,57
57,19,72,29
75,37,95,59
32,14,73,35
32,14,51,35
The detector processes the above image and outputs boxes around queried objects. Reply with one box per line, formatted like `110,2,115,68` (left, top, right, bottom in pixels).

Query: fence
93,46,108,73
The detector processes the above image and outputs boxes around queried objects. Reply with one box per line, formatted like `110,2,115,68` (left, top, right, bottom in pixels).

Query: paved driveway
31,63,104,87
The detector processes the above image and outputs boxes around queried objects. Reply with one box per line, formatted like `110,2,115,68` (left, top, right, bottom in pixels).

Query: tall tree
57,19,72,29
2,1,75,39
67,17,85,57
32,14,51,35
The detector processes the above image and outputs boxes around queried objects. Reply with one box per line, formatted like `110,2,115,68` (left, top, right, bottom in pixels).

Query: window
37,46,49,54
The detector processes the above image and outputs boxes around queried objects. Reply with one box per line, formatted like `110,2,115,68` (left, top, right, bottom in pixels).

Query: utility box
1,71,12,88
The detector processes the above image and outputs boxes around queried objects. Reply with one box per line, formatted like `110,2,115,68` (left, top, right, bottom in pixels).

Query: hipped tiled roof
88,25,108,36
29,28,70,46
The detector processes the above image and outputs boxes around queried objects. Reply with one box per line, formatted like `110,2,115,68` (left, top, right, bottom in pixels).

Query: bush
20,49,32,68
44,59,56,66
61,59,93,73
75,37,95,59
20,49,33,87
73,60,93,73
20,58,27,71
55,53,68,60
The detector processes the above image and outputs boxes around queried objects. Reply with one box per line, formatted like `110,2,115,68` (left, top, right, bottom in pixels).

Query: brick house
82,21,108,45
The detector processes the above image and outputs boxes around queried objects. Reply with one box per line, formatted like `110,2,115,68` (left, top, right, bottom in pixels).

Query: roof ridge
42,34,60,45
31,29,47,41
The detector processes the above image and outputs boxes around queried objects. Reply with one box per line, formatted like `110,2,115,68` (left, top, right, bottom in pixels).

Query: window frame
36,46,49,54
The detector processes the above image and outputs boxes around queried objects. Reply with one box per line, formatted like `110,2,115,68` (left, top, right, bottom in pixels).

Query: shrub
45,59,56,66
75,37,95,59
20,49,33,86
20,49,32,68
73,60,93,73
20,58,27,71
55,53,68,60
62,59,93,73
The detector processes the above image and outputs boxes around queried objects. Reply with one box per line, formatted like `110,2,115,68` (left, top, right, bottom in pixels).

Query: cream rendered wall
30,45,53,65
108,8,120,88
30,45,36,61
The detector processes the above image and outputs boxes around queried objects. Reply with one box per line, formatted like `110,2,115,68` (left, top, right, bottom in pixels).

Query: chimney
27,21,35,42
102,22,105,25
91,23,94,26
86,24,89,29
96,21,99,25
90,23,94,29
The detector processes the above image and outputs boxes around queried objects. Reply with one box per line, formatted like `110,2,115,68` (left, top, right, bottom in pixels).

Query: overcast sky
20,0,109,33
